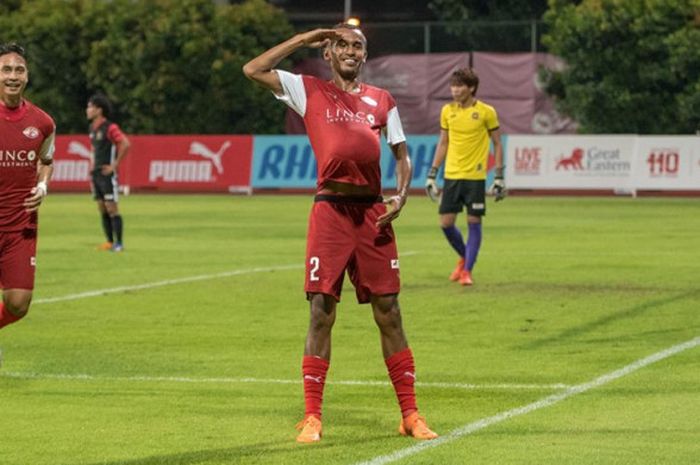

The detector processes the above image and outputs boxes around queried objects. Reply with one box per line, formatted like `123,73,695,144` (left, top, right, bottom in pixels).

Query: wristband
495,166,505,178
427,166,438,179
37,181,48,196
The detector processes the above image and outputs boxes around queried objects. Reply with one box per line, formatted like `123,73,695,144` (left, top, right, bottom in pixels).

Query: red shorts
0,229,38,290
305,197,400,303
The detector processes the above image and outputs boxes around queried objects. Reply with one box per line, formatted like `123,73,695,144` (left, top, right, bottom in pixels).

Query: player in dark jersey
86,93,130,252
0,43,56,341
243,24,438,443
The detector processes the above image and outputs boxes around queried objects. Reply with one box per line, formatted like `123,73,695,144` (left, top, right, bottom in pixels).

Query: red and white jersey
275,70,406,195
0,99,56,231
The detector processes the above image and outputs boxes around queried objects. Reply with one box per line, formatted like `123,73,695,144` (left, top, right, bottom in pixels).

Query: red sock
0,302,24,329
302,355,329,418
385,347,418,418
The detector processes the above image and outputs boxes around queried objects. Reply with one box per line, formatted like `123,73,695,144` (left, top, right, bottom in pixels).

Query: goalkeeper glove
490,167,506,202
425,166,440,202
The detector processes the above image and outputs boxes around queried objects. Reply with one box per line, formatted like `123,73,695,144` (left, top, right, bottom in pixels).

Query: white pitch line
32,264,303,305
32,252,419,305
353,336,700,465
0,371,569,391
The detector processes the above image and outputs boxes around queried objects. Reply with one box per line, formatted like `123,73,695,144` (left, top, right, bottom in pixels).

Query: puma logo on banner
189,141,231,175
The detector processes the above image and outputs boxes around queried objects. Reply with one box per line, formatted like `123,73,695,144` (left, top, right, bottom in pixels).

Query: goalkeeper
425,67,504,286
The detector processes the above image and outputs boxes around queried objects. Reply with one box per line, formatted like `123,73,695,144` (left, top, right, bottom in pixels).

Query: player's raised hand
300,29,343,49
376,194,406,227
23,182,47,212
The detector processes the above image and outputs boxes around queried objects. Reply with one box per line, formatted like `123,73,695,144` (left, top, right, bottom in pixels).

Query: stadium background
2,1,700,465
1,0,691,195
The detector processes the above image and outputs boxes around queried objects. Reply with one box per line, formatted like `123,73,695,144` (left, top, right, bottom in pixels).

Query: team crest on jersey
361,96,378,107
472,112,479,120
96,132,103,141
23,126,40,139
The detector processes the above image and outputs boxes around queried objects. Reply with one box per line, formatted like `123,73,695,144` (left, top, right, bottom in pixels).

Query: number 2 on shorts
309,256,320,281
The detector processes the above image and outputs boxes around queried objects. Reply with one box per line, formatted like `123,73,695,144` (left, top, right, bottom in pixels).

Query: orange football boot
449,258,465,281
296,415,322,443
97,242,113,251
458,269,473,286
399,412,438,440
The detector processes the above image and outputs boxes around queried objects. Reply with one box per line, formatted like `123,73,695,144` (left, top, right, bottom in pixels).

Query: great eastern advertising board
507,135,637,190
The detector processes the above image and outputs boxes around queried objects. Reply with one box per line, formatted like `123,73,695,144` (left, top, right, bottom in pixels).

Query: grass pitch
1,194,698,465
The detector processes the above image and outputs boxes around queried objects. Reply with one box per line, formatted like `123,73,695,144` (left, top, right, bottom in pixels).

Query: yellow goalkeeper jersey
440,100,499,180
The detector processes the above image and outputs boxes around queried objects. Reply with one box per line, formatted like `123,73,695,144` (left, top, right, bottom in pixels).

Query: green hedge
0,0,294,134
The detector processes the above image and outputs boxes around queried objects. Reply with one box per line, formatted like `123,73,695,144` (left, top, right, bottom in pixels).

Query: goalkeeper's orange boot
399,412,438,440
97,241,113,251
296,415,322,443
458,269,473,286
449,258,465,281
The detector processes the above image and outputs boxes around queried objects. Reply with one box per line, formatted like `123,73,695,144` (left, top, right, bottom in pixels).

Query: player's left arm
377,141,411,227
488,127,506,201
102,124,130,175
24,129,55,212
377,103,410,227
112,136,130,172
490,127,503,173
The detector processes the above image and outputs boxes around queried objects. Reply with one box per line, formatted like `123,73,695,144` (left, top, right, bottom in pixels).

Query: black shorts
91,173,119,202
439,179,486,216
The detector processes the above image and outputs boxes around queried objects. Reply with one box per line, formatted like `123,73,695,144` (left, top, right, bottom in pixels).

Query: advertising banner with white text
51,134,697,194
127,135,252,192
51,135,96,191
52,135,253,193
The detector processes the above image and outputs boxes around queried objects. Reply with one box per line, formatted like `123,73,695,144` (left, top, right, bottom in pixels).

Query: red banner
51,135,253,193
51,135,93,191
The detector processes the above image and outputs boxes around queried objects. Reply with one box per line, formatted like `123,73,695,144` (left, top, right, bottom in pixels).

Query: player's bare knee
372,295,403,328
308,294,336,332
105,202,119,216
3,293,32,317
439,214,456,228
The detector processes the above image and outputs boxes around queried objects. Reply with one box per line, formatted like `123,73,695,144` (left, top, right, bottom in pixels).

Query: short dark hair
0,42,27,60
331,22,367,46
88,93,112,119
450,67,479,96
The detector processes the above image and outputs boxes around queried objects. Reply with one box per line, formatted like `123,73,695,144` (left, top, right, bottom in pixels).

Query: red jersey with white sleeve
275,70,406,195
0,99,56,232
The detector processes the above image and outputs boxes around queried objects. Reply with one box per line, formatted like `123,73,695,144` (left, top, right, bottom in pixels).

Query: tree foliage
0,0,294,134
427,0,549,52
543,0,700,134
429,0,549,21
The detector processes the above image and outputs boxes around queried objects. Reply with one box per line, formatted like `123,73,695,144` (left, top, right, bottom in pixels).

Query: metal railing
293,20,546,56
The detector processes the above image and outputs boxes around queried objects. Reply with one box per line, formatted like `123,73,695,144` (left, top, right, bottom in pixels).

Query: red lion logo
556,148,584,170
